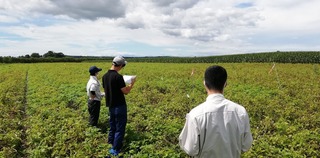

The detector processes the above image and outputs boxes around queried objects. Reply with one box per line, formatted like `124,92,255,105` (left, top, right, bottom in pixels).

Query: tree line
1,51,319,63
20,51,65,58
0,51,82,63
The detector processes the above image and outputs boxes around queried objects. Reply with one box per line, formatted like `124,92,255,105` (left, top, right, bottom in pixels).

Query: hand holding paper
123,75,136,84
131,77,136,85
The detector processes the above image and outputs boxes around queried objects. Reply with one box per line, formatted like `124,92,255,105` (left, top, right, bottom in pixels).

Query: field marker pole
188,68,195,98
274,63,282,89
269,62,281,89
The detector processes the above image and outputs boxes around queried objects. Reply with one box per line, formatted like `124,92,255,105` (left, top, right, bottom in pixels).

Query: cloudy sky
0,0,320,57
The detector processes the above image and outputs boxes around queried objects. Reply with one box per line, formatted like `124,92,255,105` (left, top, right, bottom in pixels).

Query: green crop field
0,62,319,157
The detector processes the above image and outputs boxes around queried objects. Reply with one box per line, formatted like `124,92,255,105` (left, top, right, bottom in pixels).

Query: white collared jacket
86,76,104,101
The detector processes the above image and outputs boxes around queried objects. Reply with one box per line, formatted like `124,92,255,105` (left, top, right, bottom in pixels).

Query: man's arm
102,74,106,89
89,83,98,100
179,114,199,156
90,91,96,100
241,113,253,152
121,78,136,95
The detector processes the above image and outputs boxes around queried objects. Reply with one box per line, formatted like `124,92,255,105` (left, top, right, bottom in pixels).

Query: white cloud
0,0,320,56
0,13,18,23
257,0,320,31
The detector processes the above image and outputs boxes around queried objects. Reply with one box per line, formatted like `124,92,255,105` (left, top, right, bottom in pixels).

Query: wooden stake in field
269,62,282,89
190,68,195,76
268,63,276,74
187,68,195,98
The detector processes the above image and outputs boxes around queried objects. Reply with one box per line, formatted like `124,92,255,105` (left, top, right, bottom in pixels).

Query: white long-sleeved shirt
86,76,104,101
179,93,253,158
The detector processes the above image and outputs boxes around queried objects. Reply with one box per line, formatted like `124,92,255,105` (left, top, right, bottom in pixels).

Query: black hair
204,65,227,91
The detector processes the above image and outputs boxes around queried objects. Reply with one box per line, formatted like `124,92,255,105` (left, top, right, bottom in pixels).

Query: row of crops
125,51,320,63
0,65,27,157
25,63,111,157
1,62,319,157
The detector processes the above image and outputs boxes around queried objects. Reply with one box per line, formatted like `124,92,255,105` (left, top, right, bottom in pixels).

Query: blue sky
0,0,320,57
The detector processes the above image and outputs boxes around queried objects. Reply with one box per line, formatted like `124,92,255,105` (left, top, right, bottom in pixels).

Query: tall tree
31,53,41,58
55,52,65,58
43,51,55,57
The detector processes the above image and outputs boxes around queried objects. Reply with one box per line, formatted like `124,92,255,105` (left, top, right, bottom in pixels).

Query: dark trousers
108,105,127,151
88,99,101,126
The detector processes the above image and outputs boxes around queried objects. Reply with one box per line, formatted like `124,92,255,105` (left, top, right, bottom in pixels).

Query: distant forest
1,51,319,63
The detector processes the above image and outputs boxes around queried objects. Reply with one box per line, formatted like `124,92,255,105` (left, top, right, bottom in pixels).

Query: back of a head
112,56,127,67
204,65,227,91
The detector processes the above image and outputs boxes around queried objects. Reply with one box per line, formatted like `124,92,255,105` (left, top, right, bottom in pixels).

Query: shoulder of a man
89,81,99,90
107,71,122,78
116,72,123,78
225,99,248,116
103,71,111,78
188,102,207,119
103,71,113,80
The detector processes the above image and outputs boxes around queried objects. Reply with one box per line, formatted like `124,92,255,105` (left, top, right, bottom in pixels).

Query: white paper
123,75,136,84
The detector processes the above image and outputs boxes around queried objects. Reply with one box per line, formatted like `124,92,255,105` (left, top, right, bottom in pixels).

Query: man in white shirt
86,66,105,126
179,65,253,158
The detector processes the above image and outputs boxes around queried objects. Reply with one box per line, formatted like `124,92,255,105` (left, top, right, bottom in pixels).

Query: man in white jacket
179,65,253,158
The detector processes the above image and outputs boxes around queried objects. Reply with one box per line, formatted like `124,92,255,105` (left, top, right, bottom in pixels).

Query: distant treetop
43,51,65,58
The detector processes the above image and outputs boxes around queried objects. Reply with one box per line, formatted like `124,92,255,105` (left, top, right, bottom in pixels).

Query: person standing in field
86,66,105,126
102,56,136,156
179,65,253,158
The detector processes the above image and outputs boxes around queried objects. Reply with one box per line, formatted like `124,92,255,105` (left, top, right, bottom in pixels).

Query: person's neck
207,89,223,95
91,75,98,79
110,65,121,72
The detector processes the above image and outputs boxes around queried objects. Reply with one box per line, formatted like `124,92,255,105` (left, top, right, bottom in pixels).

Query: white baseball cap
112,56,127,66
